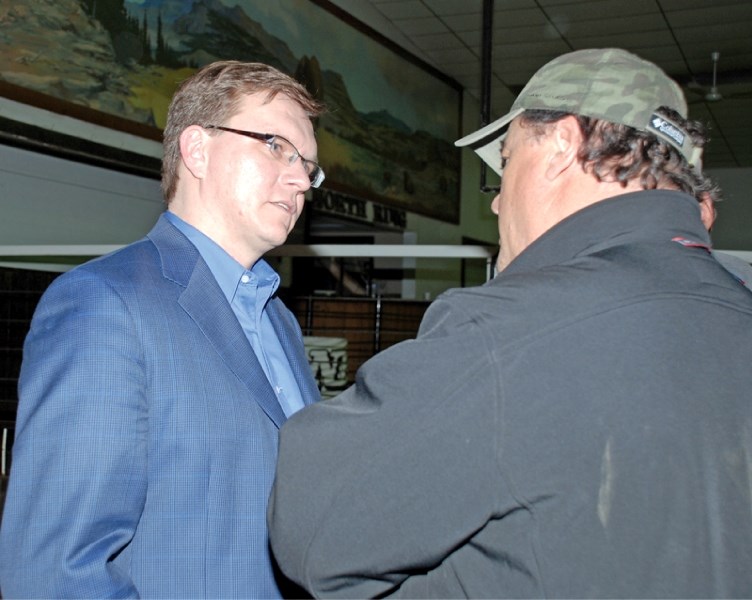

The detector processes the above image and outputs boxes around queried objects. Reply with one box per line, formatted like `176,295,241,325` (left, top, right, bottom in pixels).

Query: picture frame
0,0,463,223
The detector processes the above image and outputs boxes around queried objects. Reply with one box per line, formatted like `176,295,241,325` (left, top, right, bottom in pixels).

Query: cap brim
454,108,524,177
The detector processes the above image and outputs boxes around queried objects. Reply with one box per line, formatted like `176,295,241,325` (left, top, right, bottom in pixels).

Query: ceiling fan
705,52,723,102
686,51,752,105
687,52,723,103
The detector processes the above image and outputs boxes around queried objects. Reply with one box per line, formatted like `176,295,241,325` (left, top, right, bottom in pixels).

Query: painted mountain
0,0,461,222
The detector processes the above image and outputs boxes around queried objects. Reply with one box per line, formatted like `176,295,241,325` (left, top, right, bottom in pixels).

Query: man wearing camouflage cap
267,48,752,598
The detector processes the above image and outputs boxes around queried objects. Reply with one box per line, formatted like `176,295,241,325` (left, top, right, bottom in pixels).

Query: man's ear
545,115,582,180
698,192,716,231
179,125,210,180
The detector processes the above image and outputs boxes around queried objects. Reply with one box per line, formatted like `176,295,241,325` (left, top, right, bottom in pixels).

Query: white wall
0,96,164,257
0,144,163,247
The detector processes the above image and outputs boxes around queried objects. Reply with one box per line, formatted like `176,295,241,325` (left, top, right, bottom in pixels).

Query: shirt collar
164,211,280,304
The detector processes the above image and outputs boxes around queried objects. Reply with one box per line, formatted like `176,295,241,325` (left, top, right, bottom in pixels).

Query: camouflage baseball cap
456,48,702,176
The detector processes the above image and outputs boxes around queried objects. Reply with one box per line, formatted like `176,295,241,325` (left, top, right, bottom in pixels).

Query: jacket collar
501,190,710,277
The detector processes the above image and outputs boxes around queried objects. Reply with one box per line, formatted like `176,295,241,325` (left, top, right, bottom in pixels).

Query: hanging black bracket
479,0,499,194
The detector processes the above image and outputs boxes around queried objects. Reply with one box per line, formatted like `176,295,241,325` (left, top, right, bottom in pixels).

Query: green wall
707,168,752,251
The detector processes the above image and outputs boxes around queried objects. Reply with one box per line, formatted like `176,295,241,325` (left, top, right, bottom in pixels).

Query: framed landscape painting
0,0,462,223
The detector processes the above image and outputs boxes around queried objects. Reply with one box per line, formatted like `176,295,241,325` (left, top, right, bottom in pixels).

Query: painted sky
124,0,459,140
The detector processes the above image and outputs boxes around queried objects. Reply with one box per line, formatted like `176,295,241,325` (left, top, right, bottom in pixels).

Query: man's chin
264,231,293,255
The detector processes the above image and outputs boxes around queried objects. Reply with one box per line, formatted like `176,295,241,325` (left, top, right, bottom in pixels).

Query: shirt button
241,274,251,284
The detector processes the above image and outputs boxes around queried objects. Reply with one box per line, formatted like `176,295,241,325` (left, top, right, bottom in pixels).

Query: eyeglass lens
269,137,324,187
205,125,324,188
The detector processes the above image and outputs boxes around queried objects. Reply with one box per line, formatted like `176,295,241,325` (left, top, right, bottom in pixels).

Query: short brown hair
161,61,325,203
520,107,721,204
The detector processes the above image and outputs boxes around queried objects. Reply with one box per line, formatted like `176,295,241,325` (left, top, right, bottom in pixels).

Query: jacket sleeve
0,269,147,598
268,293,505,598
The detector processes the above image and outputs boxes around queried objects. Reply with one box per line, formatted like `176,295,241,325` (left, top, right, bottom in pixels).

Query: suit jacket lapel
149,216,288,428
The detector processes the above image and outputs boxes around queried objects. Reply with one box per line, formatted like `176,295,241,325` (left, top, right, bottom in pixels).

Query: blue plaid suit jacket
0,214,320,598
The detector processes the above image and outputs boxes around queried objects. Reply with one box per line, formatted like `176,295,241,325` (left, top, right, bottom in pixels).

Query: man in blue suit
0,61,323,597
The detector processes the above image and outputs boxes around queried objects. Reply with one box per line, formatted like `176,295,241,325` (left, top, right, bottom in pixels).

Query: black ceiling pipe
480,0,499,193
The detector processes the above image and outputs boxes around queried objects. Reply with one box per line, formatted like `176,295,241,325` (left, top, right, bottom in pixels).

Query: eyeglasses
204,125,325,188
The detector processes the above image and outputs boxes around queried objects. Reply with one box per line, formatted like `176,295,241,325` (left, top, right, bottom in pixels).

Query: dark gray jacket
269,190,752,598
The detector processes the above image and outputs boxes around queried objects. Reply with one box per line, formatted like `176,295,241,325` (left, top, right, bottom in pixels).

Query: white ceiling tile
412,32,466,50
564,31,669,50
392,16,452,35
683,45,752,67
492,38,572,59
422,0,485,16
544,0,660,20
437,13,485,31
490,23,567,43
673,21,752,45
556,14,670,37
498,0,551,7
661,0,750,10
374,0,433,19
664,3,752,28
493,7,550,28
426,46,479,65
455,29,483,47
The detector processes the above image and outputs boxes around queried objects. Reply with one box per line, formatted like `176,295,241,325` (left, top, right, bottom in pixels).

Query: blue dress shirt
165,211,304,416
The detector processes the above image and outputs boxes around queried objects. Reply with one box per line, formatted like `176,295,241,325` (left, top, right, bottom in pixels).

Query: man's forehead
502,116,533,148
